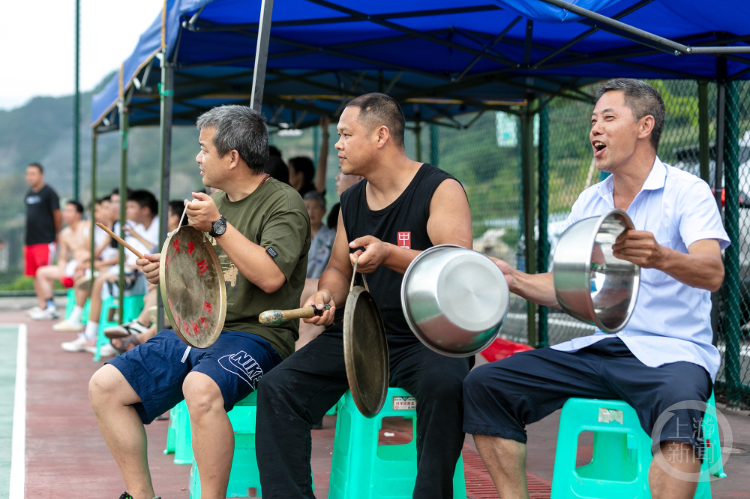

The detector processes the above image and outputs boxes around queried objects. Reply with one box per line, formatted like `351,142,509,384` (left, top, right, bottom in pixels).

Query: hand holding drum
259,304,331,325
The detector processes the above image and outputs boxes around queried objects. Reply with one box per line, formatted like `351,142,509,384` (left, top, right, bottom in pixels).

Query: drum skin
160,226,227,348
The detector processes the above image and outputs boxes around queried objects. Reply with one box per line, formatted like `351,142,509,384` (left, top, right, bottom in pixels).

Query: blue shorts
463,337,712,457
107,329,283,424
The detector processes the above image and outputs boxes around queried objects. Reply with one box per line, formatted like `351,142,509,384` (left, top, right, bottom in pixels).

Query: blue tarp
92,0,750,127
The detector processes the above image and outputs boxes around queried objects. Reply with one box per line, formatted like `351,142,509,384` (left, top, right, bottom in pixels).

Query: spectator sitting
106,200,188,352
288,116,330,197
264,155,290,184
326,167,364,230
60,190,155,355
296,190,336,350
269,145,283,158
24,162,61,316
53,197,115,331
31,200,87,320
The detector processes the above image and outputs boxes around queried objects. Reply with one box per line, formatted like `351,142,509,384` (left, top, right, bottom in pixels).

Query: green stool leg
704,392,727,478
93,294,144,361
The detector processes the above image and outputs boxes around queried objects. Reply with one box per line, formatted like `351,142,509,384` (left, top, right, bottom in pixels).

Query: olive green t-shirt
210,178,310,359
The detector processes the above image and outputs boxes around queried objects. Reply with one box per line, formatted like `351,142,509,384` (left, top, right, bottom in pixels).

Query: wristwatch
209,216,227,238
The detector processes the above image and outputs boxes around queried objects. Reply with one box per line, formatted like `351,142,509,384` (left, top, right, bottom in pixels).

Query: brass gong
343,261,389,418
160,226,227,348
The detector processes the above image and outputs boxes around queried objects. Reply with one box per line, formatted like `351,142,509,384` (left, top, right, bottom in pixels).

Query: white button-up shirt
552,157,730,381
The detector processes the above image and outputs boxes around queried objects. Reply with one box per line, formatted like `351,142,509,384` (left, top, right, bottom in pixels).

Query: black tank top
339,163,457,339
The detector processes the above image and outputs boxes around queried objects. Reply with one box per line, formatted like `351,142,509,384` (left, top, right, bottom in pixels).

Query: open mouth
593,141,607,157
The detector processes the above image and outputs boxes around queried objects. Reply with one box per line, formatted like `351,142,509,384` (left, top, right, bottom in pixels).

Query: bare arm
124,224,156,251
491,258,558,308
314,116,330,194
57,230,70,269
53,210,62,237
94,233,110,259
613,231,723,291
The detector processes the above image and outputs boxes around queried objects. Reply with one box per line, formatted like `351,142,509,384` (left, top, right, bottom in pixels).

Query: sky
0,0,164,110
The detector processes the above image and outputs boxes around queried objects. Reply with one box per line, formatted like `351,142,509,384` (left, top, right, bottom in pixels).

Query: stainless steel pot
553,209,640,334
401,245,510,357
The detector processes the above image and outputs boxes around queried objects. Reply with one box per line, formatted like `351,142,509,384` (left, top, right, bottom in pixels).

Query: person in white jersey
463,78,729,499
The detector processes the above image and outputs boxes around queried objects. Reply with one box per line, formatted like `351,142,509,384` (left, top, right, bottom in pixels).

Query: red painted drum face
160,226,226,348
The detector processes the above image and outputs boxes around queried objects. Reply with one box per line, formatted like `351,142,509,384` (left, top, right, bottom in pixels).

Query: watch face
212,218,226,235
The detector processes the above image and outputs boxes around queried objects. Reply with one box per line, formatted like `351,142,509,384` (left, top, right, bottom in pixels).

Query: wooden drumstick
259,304,332,325
96,222,145,259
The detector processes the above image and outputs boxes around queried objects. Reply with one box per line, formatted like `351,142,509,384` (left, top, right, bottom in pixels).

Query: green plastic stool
188,392,321,498
93,294,144,361
64,288,90,324
551,396,722,499
164,401,181,456
329,388,467,499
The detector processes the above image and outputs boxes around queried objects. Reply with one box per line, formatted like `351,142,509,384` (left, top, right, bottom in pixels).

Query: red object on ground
480,337,534,363
24,243,52,276
60,276,74,288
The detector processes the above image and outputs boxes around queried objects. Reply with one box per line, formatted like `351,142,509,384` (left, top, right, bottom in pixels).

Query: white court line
10,324,27,499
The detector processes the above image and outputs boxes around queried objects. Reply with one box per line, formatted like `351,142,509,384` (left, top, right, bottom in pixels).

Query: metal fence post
429,124,439,167
73,0,80,200
723,79,741,408
118,102,129,325
521,103,537,346
89,132,97,296
536,105,549,347
698,81,710,184
157,57,174,333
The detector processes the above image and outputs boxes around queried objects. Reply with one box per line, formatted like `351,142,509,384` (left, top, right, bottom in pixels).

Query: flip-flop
111,334,142,353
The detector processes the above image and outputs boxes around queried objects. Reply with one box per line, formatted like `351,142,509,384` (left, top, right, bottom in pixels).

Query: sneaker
62,334,95,352
96,343,118,357
53,318,85,332
26,306,42,316
104,319,149,339
31,308,59,320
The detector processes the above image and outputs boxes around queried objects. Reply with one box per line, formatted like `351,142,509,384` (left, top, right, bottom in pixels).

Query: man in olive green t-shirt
89,105,310,499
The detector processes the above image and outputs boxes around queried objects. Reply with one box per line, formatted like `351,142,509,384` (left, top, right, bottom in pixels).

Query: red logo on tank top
397,232,411,249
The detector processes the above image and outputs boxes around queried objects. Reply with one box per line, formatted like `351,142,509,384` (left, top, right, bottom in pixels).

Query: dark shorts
107,329,283,424
463,337,712,457
24,243,52,277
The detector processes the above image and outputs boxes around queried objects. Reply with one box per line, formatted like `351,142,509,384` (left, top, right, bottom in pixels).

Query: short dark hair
596,78,665,151
303,190,326,211
168,200,189,227
346,93,405,146
264,156,290,184
100,195,111,203
269,145,282,159
67,200,84,214
196,105,270,174
128,189,158,215
28,162,44,173
289,157,315,186
110,187,132,198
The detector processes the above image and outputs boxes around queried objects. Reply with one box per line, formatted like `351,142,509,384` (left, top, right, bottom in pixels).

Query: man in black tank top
256,94,473,499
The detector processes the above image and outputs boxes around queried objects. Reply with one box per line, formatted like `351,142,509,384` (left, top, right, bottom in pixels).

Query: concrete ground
3,304,749,498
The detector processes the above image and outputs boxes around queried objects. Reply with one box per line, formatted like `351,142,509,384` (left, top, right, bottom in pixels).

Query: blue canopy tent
90,0,750,402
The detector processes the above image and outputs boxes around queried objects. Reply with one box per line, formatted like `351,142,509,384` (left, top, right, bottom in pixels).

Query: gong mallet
96,223,145,259
259,304,332,325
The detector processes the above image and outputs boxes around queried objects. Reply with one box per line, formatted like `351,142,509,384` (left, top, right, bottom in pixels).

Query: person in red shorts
24,162,61,314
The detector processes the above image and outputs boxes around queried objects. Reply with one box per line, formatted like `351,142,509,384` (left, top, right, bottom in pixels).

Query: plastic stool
329,387,467,499
93,294,144,361
189,391,322,498
164,402,180,456
64,288,90,324
551,397,720,499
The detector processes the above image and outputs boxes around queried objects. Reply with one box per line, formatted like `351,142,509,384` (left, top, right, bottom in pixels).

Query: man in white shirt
463,79,729,499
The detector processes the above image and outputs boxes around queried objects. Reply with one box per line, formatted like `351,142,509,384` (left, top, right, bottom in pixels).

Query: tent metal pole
74,0,80,200
521,102,537,346
118,102,129,325
723,79,741,409
250,0,274,112
90,132,97,296
157,56,174,333
698,81,710,184
536,105,549,348
533,0,651,69
455,16,521,81
538,0,750,55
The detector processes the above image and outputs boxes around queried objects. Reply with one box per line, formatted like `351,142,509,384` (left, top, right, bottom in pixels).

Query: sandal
111,333,142,353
